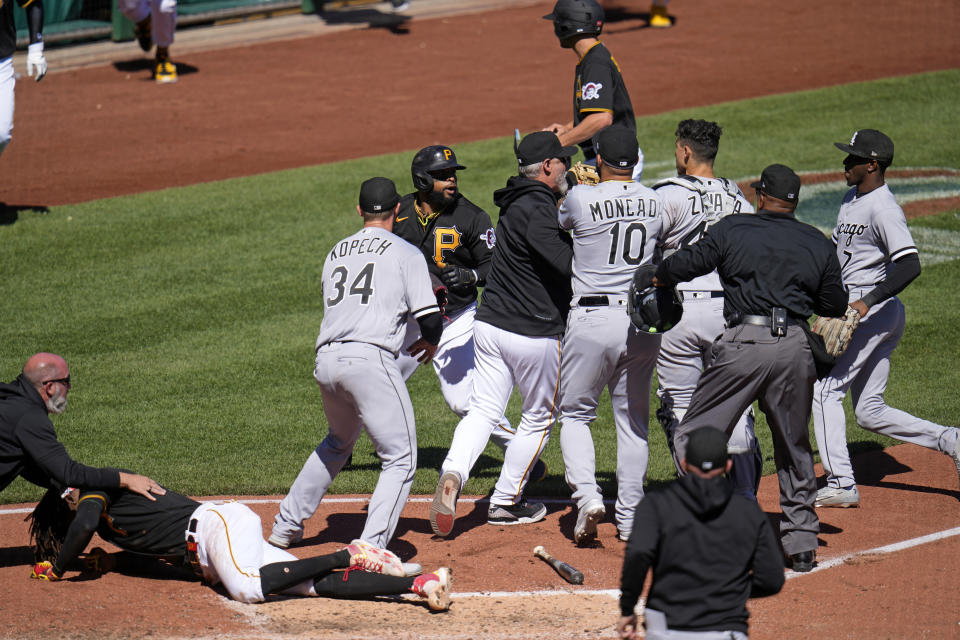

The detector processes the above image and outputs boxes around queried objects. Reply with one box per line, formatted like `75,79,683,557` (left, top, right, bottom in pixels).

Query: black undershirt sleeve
52,497,104,575
26,1,44,43
417,311,443,345
861,253,921,308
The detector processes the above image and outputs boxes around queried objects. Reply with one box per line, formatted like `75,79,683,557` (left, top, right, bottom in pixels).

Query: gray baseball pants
273,342,416,549
673,323,819,556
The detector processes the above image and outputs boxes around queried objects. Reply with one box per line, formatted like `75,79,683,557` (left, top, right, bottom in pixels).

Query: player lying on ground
28,486,452,611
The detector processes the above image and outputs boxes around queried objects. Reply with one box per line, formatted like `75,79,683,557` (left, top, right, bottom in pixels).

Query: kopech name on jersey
329,236,392,260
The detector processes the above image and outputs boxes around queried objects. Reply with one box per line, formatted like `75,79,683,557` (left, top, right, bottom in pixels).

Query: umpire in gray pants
653,164,847,571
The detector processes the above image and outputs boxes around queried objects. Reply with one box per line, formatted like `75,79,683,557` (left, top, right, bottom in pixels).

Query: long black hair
28,488,77,563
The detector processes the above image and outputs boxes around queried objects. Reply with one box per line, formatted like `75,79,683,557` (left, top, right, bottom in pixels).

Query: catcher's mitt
811,305,861,358
430,272,448,316
566,162,600,187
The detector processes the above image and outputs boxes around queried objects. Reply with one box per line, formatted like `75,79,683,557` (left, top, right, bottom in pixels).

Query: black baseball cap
686,427,729,473
596,127,639,168
358,177,400,213
516,131,578,166
833,129,894,165
750,163,801,203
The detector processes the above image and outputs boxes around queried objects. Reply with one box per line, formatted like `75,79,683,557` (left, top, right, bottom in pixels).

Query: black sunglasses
43,376,71,388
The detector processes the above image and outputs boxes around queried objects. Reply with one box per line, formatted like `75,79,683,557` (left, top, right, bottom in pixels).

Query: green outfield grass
2,70,958,504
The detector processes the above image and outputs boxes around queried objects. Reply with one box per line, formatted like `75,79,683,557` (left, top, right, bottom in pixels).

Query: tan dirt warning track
2,0,959,206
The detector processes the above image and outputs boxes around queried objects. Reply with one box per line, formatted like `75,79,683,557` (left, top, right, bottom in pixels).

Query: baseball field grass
1,69,958,504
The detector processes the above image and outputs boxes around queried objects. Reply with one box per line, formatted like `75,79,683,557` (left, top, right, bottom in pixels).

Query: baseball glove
811,305,861,358
83,547,116,575
567,162,600,187
430,272,448,316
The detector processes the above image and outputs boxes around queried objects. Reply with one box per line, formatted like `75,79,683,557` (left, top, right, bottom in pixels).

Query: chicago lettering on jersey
588,197,659,222
330,236,393,260
836,222,868,246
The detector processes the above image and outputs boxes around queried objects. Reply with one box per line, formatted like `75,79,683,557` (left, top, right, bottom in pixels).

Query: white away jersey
652,175,754,292
832,183,918,288
315,227,438,355
558,179,693,297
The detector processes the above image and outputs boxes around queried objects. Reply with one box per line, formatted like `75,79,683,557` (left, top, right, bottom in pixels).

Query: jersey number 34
326,263,375,306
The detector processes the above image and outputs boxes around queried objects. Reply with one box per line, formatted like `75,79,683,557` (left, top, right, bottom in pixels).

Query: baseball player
394,145,540,473
429,132,575,537
269,177,442,553
652,119,762,500
558,126,696,546
28,486,452,610
542,0,643,178
0,0,45,158
118,0,178,83
812,129,960,507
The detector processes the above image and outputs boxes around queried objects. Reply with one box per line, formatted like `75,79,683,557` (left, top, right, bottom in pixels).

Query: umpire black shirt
655,210,847,322
477,176,573,337
0,375,120,493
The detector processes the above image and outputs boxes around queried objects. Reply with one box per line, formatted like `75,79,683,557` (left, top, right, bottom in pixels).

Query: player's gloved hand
31,561,61,581
26,41,47,82
159,0,176,13
83,547,116,575
439,266,478,292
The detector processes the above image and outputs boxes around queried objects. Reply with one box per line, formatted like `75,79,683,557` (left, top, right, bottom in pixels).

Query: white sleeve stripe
890,246,919,261
412,304,440,318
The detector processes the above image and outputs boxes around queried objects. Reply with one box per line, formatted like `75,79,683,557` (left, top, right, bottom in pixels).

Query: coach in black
543,0,637,164
0,352,163,499
654,164,847,572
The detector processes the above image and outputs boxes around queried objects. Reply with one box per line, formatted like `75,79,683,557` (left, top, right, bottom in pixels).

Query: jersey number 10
607,221,647,266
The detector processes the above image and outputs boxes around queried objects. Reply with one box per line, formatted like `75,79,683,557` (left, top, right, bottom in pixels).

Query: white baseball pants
441,321,560,505
397,303,516,449
0,56,14,157
559,305,659,536
813,292,958,489
192,502,314,604
118,0,177,47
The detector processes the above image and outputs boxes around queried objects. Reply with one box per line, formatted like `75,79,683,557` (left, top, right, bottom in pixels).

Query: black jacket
475,176,573,337
620,474,784,633
0,375,120,493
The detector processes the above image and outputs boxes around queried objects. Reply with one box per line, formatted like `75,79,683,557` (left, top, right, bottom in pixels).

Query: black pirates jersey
573,41,636,159
0,0,35,59
394,192,496,314
78,487,201,557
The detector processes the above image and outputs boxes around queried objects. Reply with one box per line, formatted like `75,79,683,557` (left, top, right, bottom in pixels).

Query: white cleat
573,499,605,546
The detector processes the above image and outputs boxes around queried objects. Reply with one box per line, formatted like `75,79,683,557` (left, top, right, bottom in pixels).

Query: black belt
681,291,724,300
728,314,799,328
185,517,202,577
579,295,610,306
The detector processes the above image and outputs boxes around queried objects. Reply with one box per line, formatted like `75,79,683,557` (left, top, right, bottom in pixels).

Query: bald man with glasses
0,352,164,500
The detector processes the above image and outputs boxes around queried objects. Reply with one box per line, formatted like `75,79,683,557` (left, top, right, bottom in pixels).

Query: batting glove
439,266,478,292
31,561,61,581
26,41,47,82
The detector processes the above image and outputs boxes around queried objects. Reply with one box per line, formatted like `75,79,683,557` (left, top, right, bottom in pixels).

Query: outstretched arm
24,0,47,81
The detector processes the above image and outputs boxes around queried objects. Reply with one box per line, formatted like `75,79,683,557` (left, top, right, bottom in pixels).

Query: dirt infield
2,0,960,638
2,0,959,206
1,445,958,639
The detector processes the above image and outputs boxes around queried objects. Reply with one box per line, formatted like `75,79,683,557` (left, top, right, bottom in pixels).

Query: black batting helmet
628,264,684,334
411,145,467,193
543,0,604,41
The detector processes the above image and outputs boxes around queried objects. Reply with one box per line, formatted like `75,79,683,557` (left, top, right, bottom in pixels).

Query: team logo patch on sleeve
484,228,496,249
582,82,603,100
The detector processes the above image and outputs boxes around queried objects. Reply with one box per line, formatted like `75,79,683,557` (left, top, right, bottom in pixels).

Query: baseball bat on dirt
533,545,584,585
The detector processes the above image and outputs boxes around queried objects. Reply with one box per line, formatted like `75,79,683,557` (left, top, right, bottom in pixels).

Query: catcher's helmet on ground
411,145,467,192
543,0,604,41
628,264,684,333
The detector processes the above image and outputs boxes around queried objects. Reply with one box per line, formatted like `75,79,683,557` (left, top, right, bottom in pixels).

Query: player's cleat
30,561,61,581
267,528,303,549
949,435,960,489
649,4,671,28
412,567,452,611
154,59,178,84
573,499,605,546
402,562,423,577
814,485,860,508
617,528,630,543
789,550,816,573
134,16,152,52
389,0,410,12
487,499,547,525
529,458,548,484
344,539,405,577
430,470,462,537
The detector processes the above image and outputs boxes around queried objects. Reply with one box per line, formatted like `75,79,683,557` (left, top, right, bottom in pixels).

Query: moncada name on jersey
588,196,660,222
